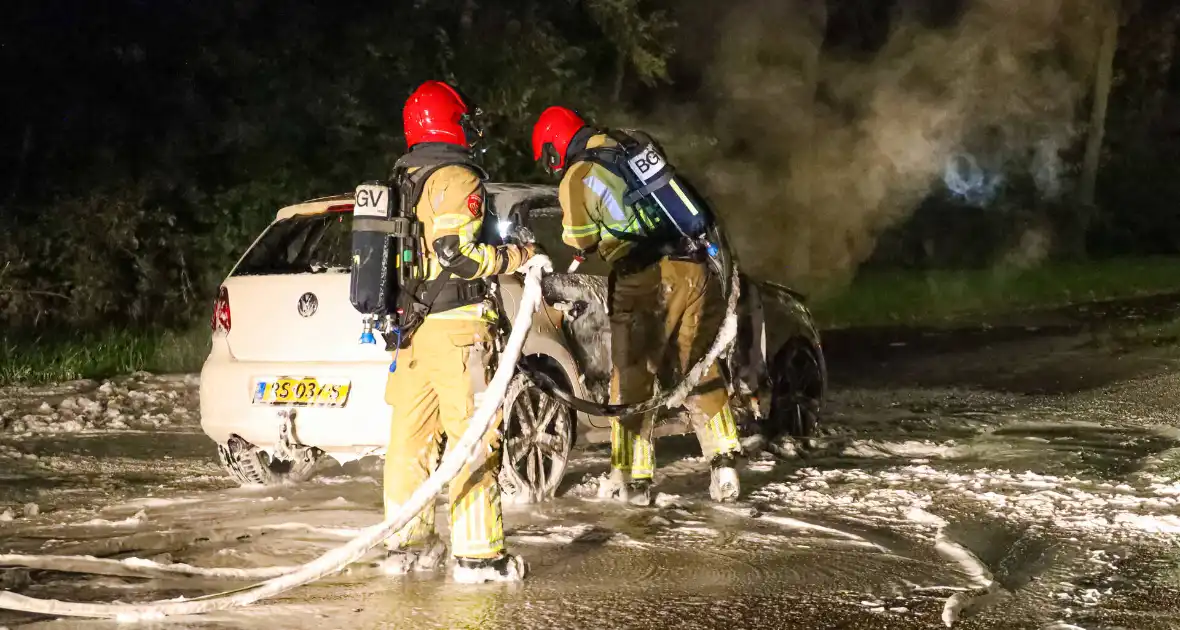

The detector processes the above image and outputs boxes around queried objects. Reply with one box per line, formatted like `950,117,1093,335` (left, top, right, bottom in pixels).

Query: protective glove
518,243,547,266
516,252,553,276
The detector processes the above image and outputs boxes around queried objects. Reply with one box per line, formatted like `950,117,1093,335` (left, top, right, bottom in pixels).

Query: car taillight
211,286,231,333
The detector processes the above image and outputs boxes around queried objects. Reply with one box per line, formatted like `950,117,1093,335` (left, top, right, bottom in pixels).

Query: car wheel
767,340,824,442
499,370,574,503
216,434,323,486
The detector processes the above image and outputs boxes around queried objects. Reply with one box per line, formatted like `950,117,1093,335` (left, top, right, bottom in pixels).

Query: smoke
655,0,1103,287
943,153,1005,207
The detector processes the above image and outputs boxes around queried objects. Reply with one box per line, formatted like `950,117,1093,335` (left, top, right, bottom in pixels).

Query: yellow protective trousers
382,317,505,559
609,258,741,479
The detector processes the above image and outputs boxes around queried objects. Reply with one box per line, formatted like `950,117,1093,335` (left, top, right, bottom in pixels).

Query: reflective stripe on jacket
413,164,528,321
558,134,656,264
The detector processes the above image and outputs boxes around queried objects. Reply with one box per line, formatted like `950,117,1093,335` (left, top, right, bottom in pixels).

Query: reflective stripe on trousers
382,318,505,559
608,258,740,478
609,405,739,480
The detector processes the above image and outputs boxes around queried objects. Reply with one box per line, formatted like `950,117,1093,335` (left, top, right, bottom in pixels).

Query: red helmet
403,81,481,148
532,106,587,174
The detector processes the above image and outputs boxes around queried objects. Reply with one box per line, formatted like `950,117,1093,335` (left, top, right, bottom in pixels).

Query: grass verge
813,256,1180,329
1086,316,1180,352
0,327,210,387
3,257,1180,385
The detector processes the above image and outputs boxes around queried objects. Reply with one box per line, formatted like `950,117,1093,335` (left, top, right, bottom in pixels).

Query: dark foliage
1,0,1178,334
0,0,672,331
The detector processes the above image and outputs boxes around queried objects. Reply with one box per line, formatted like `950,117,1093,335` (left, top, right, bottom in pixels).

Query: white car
200,183,826,501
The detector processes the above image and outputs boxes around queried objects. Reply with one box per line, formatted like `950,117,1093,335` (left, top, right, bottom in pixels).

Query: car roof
273,182,558,221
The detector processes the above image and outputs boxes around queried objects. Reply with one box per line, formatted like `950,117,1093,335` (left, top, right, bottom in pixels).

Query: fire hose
0,251,743,620
522,253,741,418
0,262,556,621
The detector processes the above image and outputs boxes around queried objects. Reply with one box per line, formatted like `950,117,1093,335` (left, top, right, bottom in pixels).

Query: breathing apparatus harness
521,127,744,418
350,143,490,360
565,127,717,255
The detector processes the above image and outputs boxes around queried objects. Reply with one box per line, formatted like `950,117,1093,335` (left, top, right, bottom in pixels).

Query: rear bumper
199,315,596,458
199,338,391,459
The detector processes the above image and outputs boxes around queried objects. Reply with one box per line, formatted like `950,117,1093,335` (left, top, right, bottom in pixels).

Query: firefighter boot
627,478,653,507
597,469,653,506
709,453,741,503
452,553,528,584
378,538,448,575
597,468,628,501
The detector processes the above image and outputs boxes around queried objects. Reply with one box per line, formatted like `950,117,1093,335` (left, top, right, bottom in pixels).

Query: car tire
216,434,323,486
499,369,574,503
766,340,824,442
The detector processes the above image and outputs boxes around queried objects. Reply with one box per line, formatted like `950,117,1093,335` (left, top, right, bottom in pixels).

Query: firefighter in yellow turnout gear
380,81,539,582
531,106,742,505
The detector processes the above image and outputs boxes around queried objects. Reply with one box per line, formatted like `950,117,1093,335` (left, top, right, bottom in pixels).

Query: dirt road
5,295,1180,629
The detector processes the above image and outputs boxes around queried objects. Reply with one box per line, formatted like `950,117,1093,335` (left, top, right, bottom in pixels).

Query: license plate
251,377,352,407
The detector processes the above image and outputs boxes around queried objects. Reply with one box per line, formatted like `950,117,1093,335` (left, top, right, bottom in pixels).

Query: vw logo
297,292,319,318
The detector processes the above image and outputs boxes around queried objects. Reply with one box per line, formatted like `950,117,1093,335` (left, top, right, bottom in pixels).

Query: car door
483,185,604,433
506,202,609,389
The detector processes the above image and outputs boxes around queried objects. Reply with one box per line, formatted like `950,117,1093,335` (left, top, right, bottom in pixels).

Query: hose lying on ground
0,554,296,581
522,257,741,418
0,259,552,621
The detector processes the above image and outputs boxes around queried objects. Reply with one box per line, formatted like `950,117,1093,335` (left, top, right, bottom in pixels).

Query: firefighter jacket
559,134,660,264
409,162,531,321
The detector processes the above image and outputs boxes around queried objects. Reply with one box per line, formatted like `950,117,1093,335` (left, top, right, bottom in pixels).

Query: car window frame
230,210,353,277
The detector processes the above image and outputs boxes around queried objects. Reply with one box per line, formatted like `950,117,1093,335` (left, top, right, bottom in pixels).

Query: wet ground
6,295,1180,629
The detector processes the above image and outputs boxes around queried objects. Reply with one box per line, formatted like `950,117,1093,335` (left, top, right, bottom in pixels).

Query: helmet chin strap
461,107,484,150
540,142,562,176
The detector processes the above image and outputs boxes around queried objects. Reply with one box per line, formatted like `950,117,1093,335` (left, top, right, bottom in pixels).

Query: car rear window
232,211,353,276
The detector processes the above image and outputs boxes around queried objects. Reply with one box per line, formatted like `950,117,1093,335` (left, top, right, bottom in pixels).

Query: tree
1090,0,1180,255
1077,0,1120,209
583,0,676,103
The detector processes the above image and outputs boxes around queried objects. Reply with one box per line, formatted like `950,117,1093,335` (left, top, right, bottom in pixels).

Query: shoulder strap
397,160,488,217
568,128,661,182
568,146,622,170
566,128,628,177
400,160,489,317
392,143,488,213
604,128,643,150
564,129,658,243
